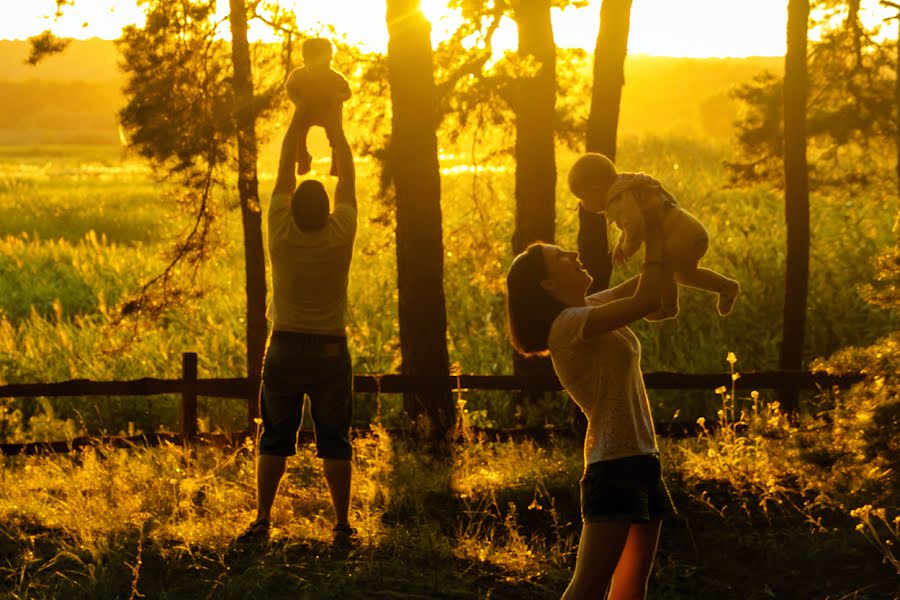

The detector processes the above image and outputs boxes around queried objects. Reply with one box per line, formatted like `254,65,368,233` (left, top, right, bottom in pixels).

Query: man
238,102,357,542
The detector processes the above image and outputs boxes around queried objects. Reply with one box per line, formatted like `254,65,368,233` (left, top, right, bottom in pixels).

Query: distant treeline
0,39,782,145
0,79,122,144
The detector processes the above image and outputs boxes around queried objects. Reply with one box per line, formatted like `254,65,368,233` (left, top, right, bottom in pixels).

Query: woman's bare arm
582,205,670,336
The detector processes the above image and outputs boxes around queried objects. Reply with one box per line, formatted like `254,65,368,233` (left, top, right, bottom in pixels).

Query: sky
0,0,892,58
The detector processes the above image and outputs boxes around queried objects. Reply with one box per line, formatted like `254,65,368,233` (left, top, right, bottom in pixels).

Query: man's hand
329,103,356,210
272,108,302,196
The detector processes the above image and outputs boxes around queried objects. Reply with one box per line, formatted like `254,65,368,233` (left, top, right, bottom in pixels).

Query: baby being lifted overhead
568,152,740,321
286,37,352,176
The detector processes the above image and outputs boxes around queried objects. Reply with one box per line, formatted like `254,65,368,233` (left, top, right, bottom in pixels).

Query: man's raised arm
327,106,356,211
272,107,303,196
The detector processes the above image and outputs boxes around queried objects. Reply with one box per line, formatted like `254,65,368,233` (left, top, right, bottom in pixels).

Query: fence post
181,352,198,445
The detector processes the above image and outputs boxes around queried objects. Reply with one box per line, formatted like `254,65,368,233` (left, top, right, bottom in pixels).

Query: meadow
0,389,897,598
1,137,898,598
0,136,896,435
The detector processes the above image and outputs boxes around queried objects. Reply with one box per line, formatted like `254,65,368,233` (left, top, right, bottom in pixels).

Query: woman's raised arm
581,204,671,336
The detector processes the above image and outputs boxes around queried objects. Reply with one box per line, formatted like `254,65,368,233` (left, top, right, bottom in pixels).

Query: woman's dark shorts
580,453,676,523
258,331,353,460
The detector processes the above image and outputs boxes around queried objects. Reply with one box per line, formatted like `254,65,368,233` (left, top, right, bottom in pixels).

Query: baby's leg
322,105,341,176
645,273,680,322
296,120,313,175
676,266,741,316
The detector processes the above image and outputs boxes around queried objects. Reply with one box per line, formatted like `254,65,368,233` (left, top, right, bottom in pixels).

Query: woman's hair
506,243,568,357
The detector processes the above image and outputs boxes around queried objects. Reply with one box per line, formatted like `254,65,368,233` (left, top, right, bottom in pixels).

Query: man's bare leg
255,454,287,523
323,458,352,527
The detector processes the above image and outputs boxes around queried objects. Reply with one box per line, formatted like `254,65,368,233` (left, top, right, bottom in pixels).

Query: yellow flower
726,352,737,364
715,386,727,395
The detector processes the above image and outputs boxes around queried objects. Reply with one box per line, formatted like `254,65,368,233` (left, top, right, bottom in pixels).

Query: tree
386,0,455,441
580,0,634,293
779,0,811,413
510,0,557,257
228,0,268,421
884,1,900,201
34,0,286,425
727,0,894,190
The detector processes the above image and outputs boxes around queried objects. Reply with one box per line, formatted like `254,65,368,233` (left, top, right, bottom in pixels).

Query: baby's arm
285,68,307,107
335,72,352,102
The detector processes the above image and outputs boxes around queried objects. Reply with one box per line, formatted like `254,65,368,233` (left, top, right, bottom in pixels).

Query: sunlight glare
8,0,897,59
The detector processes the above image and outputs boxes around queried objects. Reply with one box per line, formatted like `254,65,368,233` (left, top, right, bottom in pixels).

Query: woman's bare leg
676,267,740,315
608,519,663,600
562,521,631,600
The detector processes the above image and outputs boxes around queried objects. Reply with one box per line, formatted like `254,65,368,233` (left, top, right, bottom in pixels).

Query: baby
568,152,740,320
286,37,352,176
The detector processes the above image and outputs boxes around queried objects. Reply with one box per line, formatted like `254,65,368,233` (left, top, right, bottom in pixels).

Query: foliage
114,1,278,319
726,0,897,189
25,30,72,66
0,423,896,597
859,211,900,316
2,138,898,433
679,350,900,578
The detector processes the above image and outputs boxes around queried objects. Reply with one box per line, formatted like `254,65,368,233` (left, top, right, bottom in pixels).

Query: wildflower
732,373,741,382
726,352,737,364
696,417,706,427
715,386,727,395
751,391,759,400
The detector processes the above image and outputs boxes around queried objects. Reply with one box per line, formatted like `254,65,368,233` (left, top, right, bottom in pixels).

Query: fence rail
0,352,865,455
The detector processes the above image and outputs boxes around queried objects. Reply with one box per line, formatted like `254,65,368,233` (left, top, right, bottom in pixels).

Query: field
1,400,898,598
1,133,898,598
0,137,896,435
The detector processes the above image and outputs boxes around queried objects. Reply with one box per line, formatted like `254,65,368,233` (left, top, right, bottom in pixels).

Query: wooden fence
0,352,864,455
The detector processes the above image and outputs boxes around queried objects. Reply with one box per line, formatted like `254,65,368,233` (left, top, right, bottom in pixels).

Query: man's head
567,152,618,213
291,179,330,231
302,37,333,68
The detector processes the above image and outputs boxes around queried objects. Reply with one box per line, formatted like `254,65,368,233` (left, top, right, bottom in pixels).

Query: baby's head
567,153,618,213
302,37,333,69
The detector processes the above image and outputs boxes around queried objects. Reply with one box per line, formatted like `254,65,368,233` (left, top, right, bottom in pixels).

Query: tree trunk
778,0,810,414
510,0,556,254
580,0,634,293
510,0,558,407
228,0,267,425
386,0,454,442
895,16,900,202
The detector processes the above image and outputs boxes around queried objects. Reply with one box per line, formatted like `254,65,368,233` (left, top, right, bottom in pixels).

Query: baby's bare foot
717,280,741,316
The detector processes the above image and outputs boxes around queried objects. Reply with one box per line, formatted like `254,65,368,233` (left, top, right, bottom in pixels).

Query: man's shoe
234,518,270,544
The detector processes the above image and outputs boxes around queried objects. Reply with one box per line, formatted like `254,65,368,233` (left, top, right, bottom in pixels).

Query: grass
1,137,898,596
0,400,897,599
1,137,897,435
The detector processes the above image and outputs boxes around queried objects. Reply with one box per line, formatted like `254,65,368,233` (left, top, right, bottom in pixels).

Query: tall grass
1,137,897,437
0,408,895,598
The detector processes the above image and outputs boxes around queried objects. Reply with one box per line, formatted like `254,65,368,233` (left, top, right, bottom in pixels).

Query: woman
505,206,675,600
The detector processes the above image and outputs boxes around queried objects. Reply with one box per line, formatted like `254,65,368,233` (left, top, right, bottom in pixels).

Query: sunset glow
4,0,899,58
2,0,794,58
